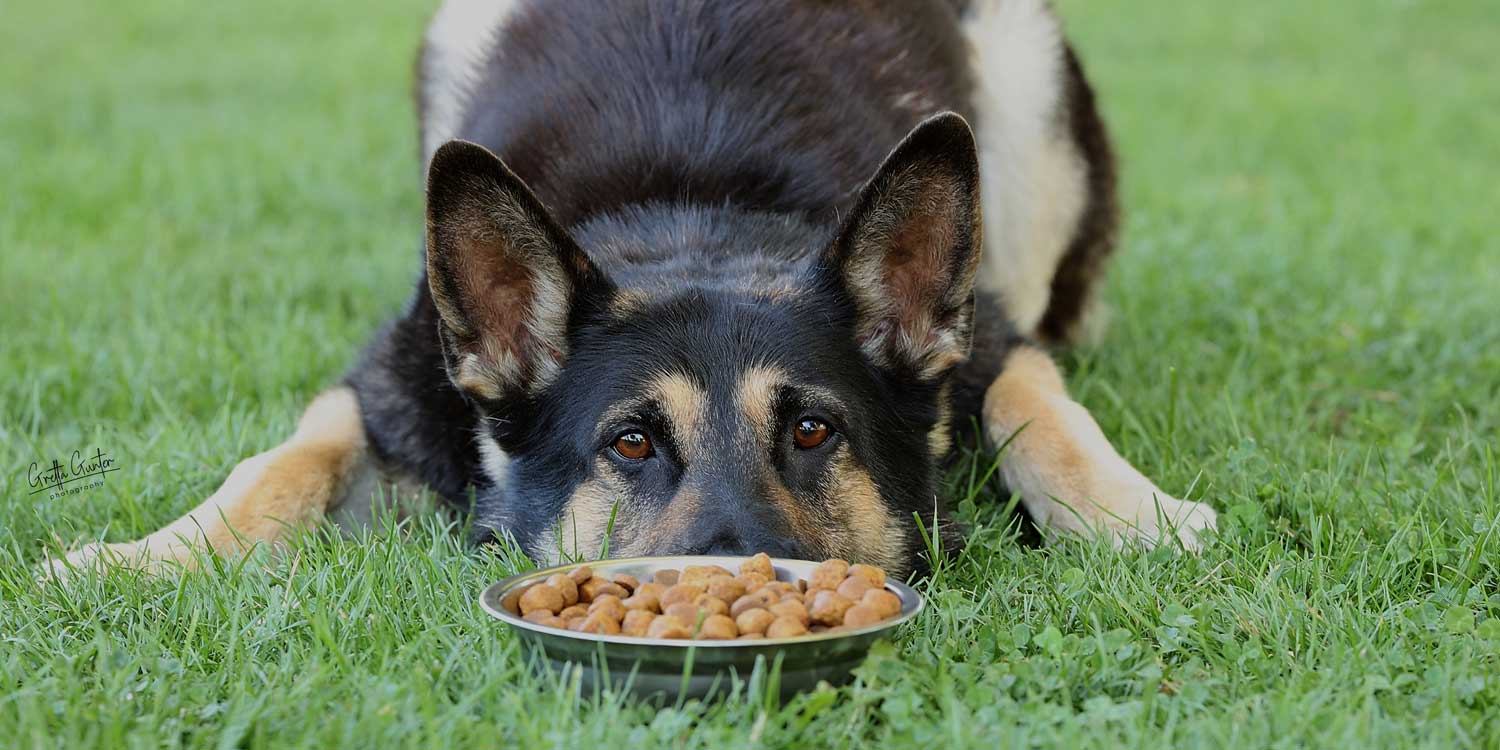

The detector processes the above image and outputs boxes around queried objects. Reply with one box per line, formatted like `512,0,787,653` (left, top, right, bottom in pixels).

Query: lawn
3,0,1498,747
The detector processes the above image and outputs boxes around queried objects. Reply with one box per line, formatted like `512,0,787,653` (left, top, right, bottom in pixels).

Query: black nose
685,525,807,559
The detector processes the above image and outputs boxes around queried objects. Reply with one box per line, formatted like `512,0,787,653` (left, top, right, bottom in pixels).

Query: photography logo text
28,448,121,499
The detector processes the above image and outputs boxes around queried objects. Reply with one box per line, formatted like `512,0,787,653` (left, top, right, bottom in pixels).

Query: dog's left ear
821,112,983,380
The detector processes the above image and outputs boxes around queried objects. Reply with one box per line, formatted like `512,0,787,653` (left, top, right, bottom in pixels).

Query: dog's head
424,114,981,575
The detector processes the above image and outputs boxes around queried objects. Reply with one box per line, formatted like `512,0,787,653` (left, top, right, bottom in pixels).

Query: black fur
350,0,1107,571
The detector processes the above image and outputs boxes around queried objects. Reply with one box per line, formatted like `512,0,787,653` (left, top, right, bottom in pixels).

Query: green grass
3,0,1498,746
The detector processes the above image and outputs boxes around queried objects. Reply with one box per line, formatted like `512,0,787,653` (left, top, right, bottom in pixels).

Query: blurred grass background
3,1,1498,747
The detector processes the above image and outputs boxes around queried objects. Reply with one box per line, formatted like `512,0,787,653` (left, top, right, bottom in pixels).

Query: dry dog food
500,554,903,640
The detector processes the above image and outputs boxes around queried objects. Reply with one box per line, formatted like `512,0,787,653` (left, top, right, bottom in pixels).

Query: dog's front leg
982,346,1217,549
43,387,373,578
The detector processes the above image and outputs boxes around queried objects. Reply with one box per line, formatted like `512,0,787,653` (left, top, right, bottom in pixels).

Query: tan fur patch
735,366,786,441
928,382,955,458
648,371,706,463
540,465,620,563
610,486,703,558
981,346,1217,548
822,452,907,572
46,388,375,577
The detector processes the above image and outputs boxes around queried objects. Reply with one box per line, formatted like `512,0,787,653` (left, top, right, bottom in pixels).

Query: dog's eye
792,418,832,450
613,431,653,460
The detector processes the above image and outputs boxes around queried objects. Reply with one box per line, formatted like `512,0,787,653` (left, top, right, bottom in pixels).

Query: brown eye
613,431,653,460
793,418,832,450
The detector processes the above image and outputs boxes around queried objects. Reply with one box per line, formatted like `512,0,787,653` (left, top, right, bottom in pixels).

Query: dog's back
419,0,972,236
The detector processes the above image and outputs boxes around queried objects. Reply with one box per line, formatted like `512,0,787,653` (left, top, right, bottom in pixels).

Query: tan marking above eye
793,418,832,450
614,431,652,460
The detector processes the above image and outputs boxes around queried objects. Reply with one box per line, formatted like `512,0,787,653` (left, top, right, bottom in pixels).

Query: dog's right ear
425,140,612,402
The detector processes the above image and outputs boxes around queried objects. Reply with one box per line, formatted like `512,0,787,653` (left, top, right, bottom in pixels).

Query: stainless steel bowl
479,555,924,702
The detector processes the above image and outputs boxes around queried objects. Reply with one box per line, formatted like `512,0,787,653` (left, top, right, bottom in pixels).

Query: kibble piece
730,589,777,618
846,564,886,588
681,565,733,588
664,602,702,624
766,615,810,638
565,616,588,631
735,608,775,636
737,632,766,641
696,614,739,639
558,604,589,620
500,584,530,615
578,612,622,634
522,609,557,624
647,615,692,639
862,589,902,619
635,581,666,602
622,609,656,637
545,574,580,606
659,583,706,608
796,578,808,593
769,598,811,627
533,615,567,629
843,604,883,629
808,590,854,626
735,572,771,591
519,583,565,615
568,566,594,585
588,594,626,622
762,581,799,599
612,573,640,593
652,569,680,586
740,552,775,579
809,559,850,591
692,594,731,617
621,592,660,613
580,577,629,602
706,577,747,603
836,575,874,602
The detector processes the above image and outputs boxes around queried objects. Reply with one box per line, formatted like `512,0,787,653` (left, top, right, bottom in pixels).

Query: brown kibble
696,614,738,639
558,604,589,620
519,583,564,615
737,632,766,641
659,583,706,608
862,589,902,619
796,578,808,593
735,572,771,591
692,594,730,617
545,574,580,606
808,590,854,626
621,592,660,613
578,612,622,634
568,565,593,585
706,577,747,603
809,559,850,591
735,608,775,636
612,573,640,593
846,564,887,588
765,615,810,638
647,615,692,639
588,594,626,622
681,565,734,588
565,616,587,631
635,582,666,602
522,609,556,624
836,575,874,602
580,577,628,602
769,598,811,626
664,602,702,624
500,584,529,615
843,604,883,628
740,552,774,579
730,589,776,617
762,581,799,599
534,615,567,629
652,569,680,586
622,609,656,637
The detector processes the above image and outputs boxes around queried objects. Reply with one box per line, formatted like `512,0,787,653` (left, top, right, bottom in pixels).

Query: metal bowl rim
479,555,924,649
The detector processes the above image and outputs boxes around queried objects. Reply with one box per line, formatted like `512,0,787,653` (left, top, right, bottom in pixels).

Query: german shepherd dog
49,0,1216,579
